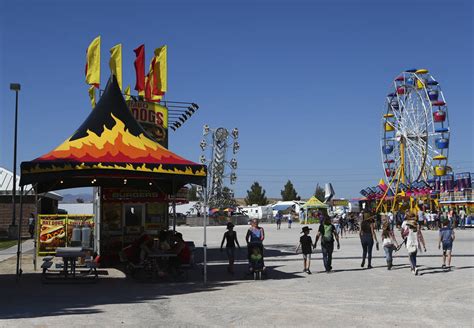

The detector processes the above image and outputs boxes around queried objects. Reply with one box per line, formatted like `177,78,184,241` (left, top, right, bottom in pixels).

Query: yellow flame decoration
24,162,206,177
55,113,167,153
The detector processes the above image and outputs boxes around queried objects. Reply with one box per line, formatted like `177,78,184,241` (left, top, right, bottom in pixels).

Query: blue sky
0,0,472,199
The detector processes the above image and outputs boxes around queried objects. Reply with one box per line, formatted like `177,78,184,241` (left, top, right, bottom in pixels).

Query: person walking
275,211,282,230
314,217,340,273
381,223,399,270
459,207,466,230
359,216,378,269
438,220,455,270
246,219,265,271
296,226,313,274
28,213,35,239
220,222,241,274
404,217,426,275
287,211,293,229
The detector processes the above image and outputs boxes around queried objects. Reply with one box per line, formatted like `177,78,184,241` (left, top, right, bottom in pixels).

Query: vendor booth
20,77,207,265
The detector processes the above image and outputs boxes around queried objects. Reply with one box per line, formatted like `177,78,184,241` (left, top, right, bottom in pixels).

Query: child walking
220,222,241,274
438,220,455,270
296,226,313,274
381,223,399,270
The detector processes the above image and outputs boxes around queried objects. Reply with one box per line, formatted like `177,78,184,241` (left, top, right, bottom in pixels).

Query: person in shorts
296,226,313,274
220,222,241,274
438,220,455,270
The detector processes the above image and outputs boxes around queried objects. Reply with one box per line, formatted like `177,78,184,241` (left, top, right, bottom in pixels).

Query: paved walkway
0,225,472,327
0,239,34,263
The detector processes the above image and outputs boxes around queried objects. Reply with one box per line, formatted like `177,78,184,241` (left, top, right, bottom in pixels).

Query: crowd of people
121,206,462,280
218,207,460,278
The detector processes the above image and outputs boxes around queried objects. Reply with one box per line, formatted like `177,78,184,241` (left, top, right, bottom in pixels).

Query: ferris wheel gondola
381,69,450,193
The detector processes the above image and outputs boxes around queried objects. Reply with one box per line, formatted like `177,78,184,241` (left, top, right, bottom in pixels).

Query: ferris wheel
381,69,450,191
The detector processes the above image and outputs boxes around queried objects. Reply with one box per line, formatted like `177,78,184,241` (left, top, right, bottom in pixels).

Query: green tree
281,180,300,201
187,185,199,201
245,182,268,205
314,183,325,202
210,186,237,209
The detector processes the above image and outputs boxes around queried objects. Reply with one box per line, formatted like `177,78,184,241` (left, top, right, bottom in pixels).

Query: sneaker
303,269,307,273
414,268,418,276
442,264,446,269
367,265,373,269
361,261,365,268
306,269,312,275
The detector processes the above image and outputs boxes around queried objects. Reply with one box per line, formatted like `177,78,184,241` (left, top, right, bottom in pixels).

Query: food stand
20,77,207,265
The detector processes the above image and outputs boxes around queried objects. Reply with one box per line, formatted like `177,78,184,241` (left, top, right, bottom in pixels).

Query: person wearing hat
405,217,426,275
220,222,241,274
295,226,313,274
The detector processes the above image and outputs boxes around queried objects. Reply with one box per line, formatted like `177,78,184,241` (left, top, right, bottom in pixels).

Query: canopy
302,196,329,209
20,76,206,193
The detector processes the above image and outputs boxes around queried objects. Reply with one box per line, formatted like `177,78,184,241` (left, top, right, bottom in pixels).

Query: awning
20,76,206,193
302,196,329,209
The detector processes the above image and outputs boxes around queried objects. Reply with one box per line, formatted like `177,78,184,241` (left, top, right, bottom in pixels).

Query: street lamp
9,83,21,238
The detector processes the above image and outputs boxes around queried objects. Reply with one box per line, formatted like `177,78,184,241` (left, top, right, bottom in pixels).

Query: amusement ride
377,68,451,212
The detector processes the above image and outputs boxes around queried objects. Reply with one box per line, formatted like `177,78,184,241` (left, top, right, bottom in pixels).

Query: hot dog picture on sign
38,215,67,254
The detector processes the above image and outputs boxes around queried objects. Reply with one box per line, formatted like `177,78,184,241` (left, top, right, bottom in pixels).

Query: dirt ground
0,224,472,327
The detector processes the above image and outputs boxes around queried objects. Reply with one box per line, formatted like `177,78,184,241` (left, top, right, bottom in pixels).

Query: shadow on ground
0,245,303,320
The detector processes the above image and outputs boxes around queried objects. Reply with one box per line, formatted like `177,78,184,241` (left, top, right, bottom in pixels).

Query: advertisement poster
38,214,95,255
126,100,168,147
145,203,166,231
38,215,67,255
66,215,94,247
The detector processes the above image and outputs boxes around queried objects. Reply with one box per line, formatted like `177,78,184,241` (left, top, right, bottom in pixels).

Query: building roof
0,167,62,200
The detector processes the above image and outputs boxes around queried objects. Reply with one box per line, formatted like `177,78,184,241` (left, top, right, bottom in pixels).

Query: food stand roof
20,76,206,193
302,196,329,209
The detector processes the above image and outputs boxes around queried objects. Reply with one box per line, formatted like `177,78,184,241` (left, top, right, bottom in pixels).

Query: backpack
322,224,334,244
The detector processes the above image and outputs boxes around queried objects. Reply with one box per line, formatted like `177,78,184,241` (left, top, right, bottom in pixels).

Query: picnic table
41,246,98,282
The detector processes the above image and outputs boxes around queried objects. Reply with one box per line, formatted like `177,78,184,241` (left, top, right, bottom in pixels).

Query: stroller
248,243,265,280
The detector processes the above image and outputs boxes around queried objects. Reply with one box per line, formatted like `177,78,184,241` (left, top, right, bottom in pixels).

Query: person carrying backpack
314,216,340,273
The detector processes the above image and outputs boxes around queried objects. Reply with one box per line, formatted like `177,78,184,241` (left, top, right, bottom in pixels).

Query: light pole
9,83,21,240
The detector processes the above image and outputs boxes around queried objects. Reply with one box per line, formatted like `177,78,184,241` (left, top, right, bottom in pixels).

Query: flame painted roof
20,77,206,193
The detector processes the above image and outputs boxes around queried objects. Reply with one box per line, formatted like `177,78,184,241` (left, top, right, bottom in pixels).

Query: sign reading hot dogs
126,100,168,147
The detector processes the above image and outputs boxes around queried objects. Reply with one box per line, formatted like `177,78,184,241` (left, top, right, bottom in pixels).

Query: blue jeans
321,243,334,272
360,233,374,266
460,218,465,229
409,250,417,269
384,246,393,262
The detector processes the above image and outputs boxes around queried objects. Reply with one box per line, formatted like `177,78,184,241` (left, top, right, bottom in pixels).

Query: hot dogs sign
127,100,169,147
38,215,94,255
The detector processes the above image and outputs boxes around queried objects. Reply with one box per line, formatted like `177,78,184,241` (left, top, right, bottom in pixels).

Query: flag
133,44,145,94
88,86,96,108
85,36,101,88
124,85,131,101
152,45,167,95
145,75,162,102
144,53,162,102
109,44,122,90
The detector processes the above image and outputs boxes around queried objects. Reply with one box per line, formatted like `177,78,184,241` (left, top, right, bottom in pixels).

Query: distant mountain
59,193,93,203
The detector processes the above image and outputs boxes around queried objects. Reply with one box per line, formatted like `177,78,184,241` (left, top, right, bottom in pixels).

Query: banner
85,36,101,87
126,100,168,147
38,214,94,255
38,215,67,255
66,215,95,247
